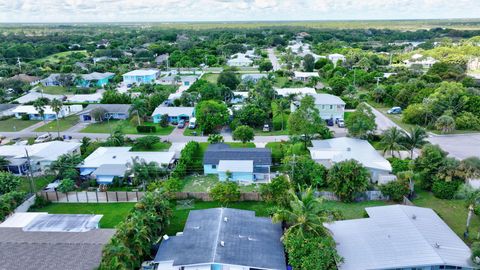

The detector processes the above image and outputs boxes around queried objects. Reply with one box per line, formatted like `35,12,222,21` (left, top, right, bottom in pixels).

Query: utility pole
17,57,22,71
24,149,35,194
374,77,382,87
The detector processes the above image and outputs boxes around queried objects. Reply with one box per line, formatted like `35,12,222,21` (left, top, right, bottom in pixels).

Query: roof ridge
211,208,223,263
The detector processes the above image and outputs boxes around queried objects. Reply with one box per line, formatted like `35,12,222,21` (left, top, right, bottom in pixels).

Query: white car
34,133,52,143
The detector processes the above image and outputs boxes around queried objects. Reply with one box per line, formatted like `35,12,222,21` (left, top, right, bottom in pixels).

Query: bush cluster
432,180,461,200
171,141,201,178
0,191,26,222
136,125,157,133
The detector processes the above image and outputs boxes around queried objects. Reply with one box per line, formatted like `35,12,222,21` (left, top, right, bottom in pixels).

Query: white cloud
0,0,479,22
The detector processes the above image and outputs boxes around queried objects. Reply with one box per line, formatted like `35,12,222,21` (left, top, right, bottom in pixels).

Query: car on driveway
387,107,402,114
326,118,334,126
177,120,185,129
337,119,345,128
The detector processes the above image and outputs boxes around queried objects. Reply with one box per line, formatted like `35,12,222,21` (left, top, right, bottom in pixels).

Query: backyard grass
34,115,79,132
81,120,174,135
18,175,55,193
130,141,172,152
413,191,478,242
181,174,261,193
0,118,40,132
322,200,390,220
274,76,289,87
30,203,135,228
39,86,70,95
202,73,220,84
183,126,201,136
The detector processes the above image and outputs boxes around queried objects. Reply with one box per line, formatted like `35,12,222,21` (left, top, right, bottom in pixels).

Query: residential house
203,143,272,182
0,104,20,117
77,72,114,88
14,91,65,104
241,73,268,83
274,87,316,97
96,39,110,48
328,53,346,66
151,106,195,124
154,208,286,270
158,75,177,85
0,141,81,175
325,205,476,270
0,212,115,270
180,75,198,87
78,147,175,184
78,104,132,123
232,91,249,104
404,54,438,69
309,138,394,183
122,69,159,85
67,92,103,103
9,74,41,86
12,105,83,120
40,73,74,87
155,54,169,66
291,93,345,120
293,71,320,82
227,53,254,67
92,57,118,64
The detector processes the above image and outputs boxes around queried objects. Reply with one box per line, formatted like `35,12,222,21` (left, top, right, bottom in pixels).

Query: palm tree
272,187,331,237
380,127,406,157
33,98,48,124
435,115,456,134
130,99,148,126
403,126,428,158
273,99,289,130
50,98,63,139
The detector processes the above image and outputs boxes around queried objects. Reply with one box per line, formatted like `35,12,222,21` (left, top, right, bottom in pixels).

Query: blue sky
1,0,480,23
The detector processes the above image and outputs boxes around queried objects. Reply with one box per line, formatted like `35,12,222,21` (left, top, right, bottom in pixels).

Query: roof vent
248,237,257,241
346,147,351,152
224,217,228,222
220,241,225,247
412,214,416,220
434,243,440,249
163,235,169,241
112,155,116,159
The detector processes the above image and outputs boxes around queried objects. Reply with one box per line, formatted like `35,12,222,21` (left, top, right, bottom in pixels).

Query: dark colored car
326,118,334,126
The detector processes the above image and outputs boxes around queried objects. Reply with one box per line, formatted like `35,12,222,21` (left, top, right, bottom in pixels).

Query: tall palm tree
272,187,331,237
403,126,428,158
50,98,63,139
273,99,289,130
33,98,48,124
380,127,407,157
130,99,148,126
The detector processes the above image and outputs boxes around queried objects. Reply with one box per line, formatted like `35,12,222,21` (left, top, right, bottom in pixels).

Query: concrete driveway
267,48,281,71
428,133,480,160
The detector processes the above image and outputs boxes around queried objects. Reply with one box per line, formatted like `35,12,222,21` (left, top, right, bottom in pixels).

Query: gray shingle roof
0,104,19,112
154,208,286,270
203,144,272,166
0,227,115,270
93,164,127,176
82,104,131,114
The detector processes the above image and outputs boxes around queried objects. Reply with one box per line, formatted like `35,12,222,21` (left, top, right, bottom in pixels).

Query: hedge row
136,125,157,133
171,141,201,178
0,191,26,222
98,191,172,270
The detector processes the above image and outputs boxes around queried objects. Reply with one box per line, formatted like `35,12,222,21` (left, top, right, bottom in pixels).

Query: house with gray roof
79,104,132,123
0,104,19,117
204,144,272,182
154,208,286,270
325,205,476,270
241,73,269,83
77,72,114,88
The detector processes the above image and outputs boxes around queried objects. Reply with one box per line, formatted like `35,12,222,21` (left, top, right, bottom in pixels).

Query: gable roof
82,104,131,114
151,106,195,117
325,205,475,270
308,93,346,105
154,208,286,270
274,87,316,97
203,144,272,166
0,103,19,112
81,72,114,81
10,74,41,83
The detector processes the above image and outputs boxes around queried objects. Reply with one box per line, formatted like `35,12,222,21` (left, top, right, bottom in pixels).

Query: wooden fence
37,191,262,203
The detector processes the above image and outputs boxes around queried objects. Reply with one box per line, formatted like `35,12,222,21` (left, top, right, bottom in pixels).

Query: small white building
309,138,393,183
122,69,159,85
293,71,319,82
227,53,254,67
291,93,345,121
328,53,346,66
274,87,316,97
12,105,83,120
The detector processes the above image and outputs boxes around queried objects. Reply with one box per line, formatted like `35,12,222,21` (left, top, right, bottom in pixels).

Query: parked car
188,117,197,129
337,119,345,128
387,107,402,114
34,133,52,143
177,120,185,129
326,118,334,126
263,124,270,132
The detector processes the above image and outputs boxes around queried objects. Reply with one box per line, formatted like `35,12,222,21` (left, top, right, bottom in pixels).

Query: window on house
212,165,217,169
330,105,333,109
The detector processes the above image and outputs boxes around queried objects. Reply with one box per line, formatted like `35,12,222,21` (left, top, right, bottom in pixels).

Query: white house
325,205,476,270
122,69,159,85
14,91,64,104
0,141,81,175
12,105,83,120
328,53,346,66
293,71,319,82
309,138,393,183
78,147,175,185
291,93,345,121
227,53,254,67
404,54,438,69
274,87,316,97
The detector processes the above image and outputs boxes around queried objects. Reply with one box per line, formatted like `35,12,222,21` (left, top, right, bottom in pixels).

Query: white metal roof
274,87,316,97
325,205,475,270
307,93,346,105
79,147,175,169
151,106,195,117
309,138,391,171
294,71,319,78
123,69,158,76
67,92,103,103
0,141,81,161
14,92,64,104
218,160,254,173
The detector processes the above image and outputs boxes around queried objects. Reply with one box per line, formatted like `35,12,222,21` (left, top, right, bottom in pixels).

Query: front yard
181,174,261,193
39,86,70,95
80,120,174,135
34,115,79,132
0,118,40,132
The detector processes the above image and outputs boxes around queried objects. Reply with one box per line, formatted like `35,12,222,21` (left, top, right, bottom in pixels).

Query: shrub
21,114,30,120
455,112,480,130
379,180,410,202
471,242,480,266
57,178,76,193
260,175,291,207
136,125,156,133
0,192,26,222
432,181,461,200
327,159,370,202
172,141,201,178
31,195,51,209
0,172,21,194
209,181,240,206
134,135,160,150
388,157,411,174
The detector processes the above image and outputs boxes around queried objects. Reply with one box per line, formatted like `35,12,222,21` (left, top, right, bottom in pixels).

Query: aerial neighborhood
1,14,480,270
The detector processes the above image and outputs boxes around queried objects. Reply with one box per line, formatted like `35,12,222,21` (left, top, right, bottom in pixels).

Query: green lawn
183,126,201,136
30,203,135,228
181,174,261,193
0,118,40,132
34,115,79,132
32,50,88,65
202,73,220,84
39,86,70,95
18,175,55,193
81,120,175,135
130,141,172,152
322,200,390,220
274,76,289,87
413,191,478,242
255,129,289,136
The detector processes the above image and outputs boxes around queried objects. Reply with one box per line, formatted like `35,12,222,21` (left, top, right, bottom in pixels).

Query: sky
1,0,480,23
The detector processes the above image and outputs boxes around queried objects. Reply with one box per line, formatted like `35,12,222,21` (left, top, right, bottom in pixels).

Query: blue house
77,72,114,88
203,144,272,182
154,208,286,270
151,106,195,124
122,69,159,85
78,104,131,123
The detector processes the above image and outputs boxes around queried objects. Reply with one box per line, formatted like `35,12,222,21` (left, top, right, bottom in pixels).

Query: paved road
366,104,403,132
428,133,480,160
267,48,281,71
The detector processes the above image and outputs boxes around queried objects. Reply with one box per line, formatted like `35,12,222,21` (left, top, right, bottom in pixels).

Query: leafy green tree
57,178,75,193
303,54,315,72
413,144,448,190
327,160,370,202
50,98,63,138
195,100,229,134
134,136,160,150
159,114,169,128
403,126,428,158
217,70,240,90
379,180,410,202
0,172,21,194
259,60,273,72
101,89,132,104
33,98,48,123
288,95,332,147
49,153,83,179
209,181,241,206
91,107,107,122
235,104,268,128
130,158,168,189
283,155,328,188
380,127,406,157
232,125,254,143
435,114,456,133
345,103,376,139
328,76,349,96
130,99,149,125
80,137,91,154
260,175,291,207
207,134,224,144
